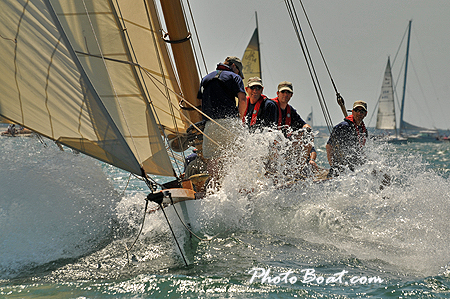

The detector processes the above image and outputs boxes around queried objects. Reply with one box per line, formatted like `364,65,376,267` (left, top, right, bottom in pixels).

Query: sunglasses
353,108,366,113
249,86,262,91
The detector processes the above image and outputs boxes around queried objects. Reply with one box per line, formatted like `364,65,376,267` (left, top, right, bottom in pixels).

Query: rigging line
412,26,444,124
288,0,332,129
408,58,435,127
141,6,186,177
132,172,164,189
183,0,208,77
391,24,409,69
73,50,225,148
296,0,334,130
166,192,242,243
0,34,16,43
81,0,141,163
167,193,211,242
157,200,188,266
186,0,208,75
121,173,132,196
115,0,185,177
286,0,333,132
14,0,29,126
289,0,334,131
124,196,149,263
284,0,333,132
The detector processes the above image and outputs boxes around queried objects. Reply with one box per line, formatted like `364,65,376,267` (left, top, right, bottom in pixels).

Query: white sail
376,58,396,130
0,0,193,177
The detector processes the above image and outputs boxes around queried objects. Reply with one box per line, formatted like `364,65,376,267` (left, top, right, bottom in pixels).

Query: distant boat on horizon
375,20,439,142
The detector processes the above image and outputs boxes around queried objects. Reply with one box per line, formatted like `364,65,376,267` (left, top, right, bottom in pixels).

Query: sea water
1,129,450,298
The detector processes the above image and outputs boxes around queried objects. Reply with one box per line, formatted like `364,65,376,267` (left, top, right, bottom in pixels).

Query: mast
255,12,261,80
399,20,412,133
159,0,202,124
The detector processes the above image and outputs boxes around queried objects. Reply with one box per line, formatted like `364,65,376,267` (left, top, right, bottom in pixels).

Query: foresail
376,58,396,130
0,0,182,177
242,27,261,81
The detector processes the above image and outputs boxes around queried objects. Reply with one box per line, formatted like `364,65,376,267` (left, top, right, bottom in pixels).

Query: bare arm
237,92,247,119
326,143,333,166
309,150,317,167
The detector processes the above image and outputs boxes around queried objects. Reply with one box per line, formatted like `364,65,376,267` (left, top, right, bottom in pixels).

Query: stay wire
155,195,188,266
284,0,334,133
167,193,226,242
185,0,208,76
296,0,336,131
124,197,149,263
290,0,334,131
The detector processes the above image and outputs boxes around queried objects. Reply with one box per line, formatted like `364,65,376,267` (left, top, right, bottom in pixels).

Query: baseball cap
247,77,263,88
277,81,293,93
352,100,367,111
225,56,244,79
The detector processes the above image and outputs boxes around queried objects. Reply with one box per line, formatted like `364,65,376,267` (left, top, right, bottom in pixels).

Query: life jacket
344,114,367,146
242,95,268,126
271,97,292,128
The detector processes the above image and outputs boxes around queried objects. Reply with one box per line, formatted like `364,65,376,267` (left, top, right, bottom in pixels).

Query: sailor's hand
309,159,318,169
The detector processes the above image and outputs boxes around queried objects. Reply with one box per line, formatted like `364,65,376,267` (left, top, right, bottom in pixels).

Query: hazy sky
186,0,450,130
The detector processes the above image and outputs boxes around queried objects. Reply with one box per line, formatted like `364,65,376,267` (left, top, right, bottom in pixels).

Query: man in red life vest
326,100,368,176
242,77,271,131
267,81,317,168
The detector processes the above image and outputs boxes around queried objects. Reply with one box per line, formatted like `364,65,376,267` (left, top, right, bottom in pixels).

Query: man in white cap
326,100,368,176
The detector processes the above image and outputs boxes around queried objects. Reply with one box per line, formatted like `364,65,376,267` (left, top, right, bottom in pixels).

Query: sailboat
0,0,215,234
375,58,406,142
375,20,438,142
0,1,342,264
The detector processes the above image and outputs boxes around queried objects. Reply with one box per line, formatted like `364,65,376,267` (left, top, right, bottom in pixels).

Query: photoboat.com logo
248,268,384,285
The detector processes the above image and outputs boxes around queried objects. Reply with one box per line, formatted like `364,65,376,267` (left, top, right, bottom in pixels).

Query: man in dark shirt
266,81,309,132
326,100,368,176
260,81,319,181
197,56,246,159
197,56,246,183
242,77,271,131
267,81,317,168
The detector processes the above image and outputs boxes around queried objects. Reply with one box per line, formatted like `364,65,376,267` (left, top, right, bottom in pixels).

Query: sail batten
0,0,192,178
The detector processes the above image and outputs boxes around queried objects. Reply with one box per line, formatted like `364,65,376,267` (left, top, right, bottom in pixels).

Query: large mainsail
376,58,396,131
0,0,192,177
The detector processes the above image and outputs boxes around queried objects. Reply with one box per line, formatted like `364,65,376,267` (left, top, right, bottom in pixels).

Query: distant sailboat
306,108,313,127
241,12,262,82
376,20,438,142
375,57,405,141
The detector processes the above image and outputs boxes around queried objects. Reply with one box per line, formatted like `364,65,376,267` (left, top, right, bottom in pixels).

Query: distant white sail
306,110,313,127
376,58,396,130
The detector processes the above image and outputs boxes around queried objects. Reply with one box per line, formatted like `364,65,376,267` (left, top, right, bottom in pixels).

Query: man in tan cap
268,81,311,131
264,81,317,175
326,100,368,176
242,77,272,130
